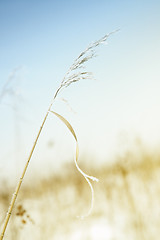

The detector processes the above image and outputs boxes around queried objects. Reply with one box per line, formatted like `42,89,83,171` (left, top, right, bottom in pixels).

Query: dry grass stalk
0,66,22,105
0,30,118,239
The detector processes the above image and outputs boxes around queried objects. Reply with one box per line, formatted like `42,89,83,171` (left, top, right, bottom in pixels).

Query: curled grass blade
50,110,99,217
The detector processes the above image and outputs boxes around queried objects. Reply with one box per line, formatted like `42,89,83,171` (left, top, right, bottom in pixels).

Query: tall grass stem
0,31,118,239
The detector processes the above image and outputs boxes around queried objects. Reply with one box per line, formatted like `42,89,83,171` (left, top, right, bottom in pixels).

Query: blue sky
0,0,160,178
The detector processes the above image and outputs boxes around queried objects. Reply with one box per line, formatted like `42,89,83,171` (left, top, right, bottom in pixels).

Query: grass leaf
50,110,99,217
50,111,77,142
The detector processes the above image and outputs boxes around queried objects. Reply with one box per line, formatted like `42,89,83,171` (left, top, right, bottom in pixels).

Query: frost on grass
52,30,119,100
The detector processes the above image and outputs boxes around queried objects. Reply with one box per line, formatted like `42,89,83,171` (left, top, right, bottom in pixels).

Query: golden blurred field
1,145,160,240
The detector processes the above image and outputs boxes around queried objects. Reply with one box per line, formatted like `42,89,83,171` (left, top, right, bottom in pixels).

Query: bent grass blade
50,111,99,218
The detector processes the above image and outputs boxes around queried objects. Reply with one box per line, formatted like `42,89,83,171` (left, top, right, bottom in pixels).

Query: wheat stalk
0,30,118,239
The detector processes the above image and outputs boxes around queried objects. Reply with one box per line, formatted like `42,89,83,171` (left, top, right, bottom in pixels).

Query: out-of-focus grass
1,148,160,240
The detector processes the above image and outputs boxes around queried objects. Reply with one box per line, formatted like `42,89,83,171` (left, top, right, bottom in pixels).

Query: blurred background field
1,145,160,240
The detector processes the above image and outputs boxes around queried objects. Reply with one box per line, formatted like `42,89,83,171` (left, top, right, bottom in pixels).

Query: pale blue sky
0,0,160,178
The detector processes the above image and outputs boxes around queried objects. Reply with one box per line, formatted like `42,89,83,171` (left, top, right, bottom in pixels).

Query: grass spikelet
0,30,118,239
